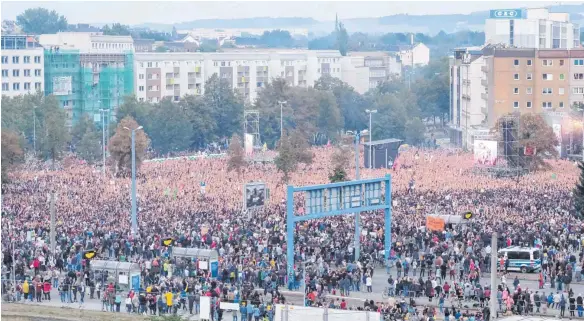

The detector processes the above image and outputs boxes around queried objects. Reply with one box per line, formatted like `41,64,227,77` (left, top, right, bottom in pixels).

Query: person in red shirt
340,299,347,310
443,282,451,298
43,280,51,300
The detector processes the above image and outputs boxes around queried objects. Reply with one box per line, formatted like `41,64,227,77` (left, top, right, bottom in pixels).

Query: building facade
1,35,44,98
39,32,134,54
485,8,580,49
396,43,430,67
349,51,402,90
133,50,371,104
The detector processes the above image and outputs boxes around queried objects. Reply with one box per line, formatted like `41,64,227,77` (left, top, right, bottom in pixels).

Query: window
23,69,30,77
559,88,565,95
526,73,533,80
12,70,19,77
174,96,180,102
12,56,19,63
148,85,153,91
517,252,530,260
574,87,584,94
576,59,584,66
34,82,41,90
221,61,226,67
514,73,519,80
560,74,565,80
527,59,532,66
2,83,8,91
542,102,552,108
166,84,173,90
139,86,144,92
575,73,584,80
527,101,532,108
12,83,19,90
542,88,553,94
507,252,519,260
514,59,519,66
147,74,153,80
513,88,519,94
23,56,30,63
543,73,553,80
560,59,565,66
165,73,173,79
139,98,144,102
526,87,532,94
139,74,144,80
1,56,8,63
1,70,8,77
560,102,565,108
513,101,519,108
542,59,553,66
34,69,41,76
24,82,30,90
147,62,153,68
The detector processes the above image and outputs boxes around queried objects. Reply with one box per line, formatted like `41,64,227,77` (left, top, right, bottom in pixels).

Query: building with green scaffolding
43,48,134,128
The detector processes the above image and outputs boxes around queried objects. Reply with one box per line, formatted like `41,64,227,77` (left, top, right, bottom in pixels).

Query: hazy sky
1,1,560,25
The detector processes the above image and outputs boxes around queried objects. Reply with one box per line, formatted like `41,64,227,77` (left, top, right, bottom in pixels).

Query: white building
1,35,44,98
39,32,134,53
134,50,371,104
398,43,430,67
449,47,488,149
348,51,402,90
485,8,580,49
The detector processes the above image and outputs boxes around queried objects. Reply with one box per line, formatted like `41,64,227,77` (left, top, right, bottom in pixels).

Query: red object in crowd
43,281,51,293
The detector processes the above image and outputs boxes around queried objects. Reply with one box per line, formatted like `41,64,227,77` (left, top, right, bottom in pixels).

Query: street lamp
32,106,37,155
278,101,287,139
124,125,143,235
365,109,378,169
99,108,108,176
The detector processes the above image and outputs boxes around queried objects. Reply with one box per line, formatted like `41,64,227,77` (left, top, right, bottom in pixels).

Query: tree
77,128,102,164
494,113,558,170
314,75,365,131
404,117,426,145
71,114,96,147
36,96,70,162
329,167,348,183
108,116,150,176
146,98,193,155
16,8,68,34
204,74,244,141
227,134,246,174
102,23,131,36
574,161,584,219
116,95,152,127
336,22,349,56
274,131,314,183
1,129,24,183
259,30,294,48
181,95,216,150
329,146,351,183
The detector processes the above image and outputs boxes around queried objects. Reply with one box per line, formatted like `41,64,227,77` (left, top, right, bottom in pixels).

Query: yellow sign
83,250,96,260
426,216,445,231
463,211,473,220
162,237,174,247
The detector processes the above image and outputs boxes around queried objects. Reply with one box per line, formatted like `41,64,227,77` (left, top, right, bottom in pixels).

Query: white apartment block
1,35,44,98
398,43,430,67
449,47,488,149
348,52,402,90
39,32,134,53
133,50,370,103
485,8,580,49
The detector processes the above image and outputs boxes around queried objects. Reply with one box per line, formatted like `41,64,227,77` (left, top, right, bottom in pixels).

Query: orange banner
426,216,445,231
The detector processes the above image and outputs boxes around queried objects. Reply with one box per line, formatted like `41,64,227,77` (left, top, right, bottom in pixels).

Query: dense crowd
1,146,582,320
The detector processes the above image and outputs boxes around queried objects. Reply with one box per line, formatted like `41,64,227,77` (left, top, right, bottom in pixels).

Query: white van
498,246,542,273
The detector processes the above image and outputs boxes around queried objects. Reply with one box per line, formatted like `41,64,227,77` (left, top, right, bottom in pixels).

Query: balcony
481,65,488,73
481,92,489,101
462,94,471,100
481,79,488,87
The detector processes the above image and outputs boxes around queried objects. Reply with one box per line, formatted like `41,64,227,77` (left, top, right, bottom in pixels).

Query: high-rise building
485,8,580,49
1,35,44,98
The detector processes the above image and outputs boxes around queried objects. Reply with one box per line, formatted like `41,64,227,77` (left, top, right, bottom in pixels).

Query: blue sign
210,260,219,278
490,9,522,19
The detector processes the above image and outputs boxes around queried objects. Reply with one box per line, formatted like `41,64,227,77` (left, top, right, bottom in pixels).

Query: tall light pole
278,101,286,139
99,108,107,176
366,109,378,169
124,126,143,235
32,106,37,154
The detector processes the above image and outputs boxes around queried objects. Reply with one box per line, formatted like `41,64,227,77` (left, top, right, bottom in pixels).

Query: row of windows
2,69,42,77
512,101,565,109
1,82,42,91
1,55,42,64
91,42,133,50
512,59,584,66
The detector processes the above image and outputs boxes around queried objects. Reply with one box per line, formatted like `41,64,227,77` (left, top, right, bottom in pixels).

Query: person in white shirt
366,275,373,293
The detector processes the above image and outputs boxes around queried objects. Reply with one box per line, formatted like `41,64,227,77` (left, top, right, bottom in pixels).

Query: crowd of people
1,145,583,320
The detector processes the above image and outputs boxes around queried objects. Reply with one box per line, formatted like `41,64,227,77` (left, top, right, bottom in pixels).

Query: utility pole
278,101,286,139
366,109,377,169
490,232,498,321
354,131,361,261
124,126,143,235
49,192,56,254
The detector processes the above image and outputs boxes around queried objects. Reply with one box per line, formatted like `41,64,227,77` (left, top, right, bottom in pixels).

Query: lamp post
124,126,143,235
99,108,107,176
33,106,37,154
278,101,287,139
365,109,377,169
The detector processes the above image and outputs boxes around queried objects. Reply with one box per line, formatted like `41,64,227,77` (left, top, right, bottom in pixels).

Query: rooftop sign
490,9,522,19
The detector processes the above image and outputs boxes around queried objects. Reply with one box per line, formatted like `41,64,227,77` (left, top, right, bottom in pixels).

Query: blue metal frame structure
286,174,392,278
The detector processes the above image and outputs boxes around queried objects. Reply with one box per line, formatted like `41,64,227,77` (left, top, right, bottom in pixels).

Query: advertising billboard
490,9,522,19
474,140,498,166
244,182,266,210
52,76,72,96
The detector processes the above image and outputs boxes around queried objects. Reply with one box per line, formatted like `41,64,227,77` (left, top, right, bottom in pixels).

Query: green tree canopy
204,74,244,141
146,98,194,155
16,7,68,34
108,116,150,176
1,129,24,183
102,23,131,36
274,130,314,183
227,134,246,174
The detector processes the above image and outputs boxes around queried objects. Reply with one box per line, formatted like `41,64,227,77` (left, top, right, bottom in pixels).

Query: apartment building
348,52,402,90
397,43,430,67
449,47,487,148
485,8,580,49
449,45,584,149
39,32,134,54
134,50,370,103
1,35,44,98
